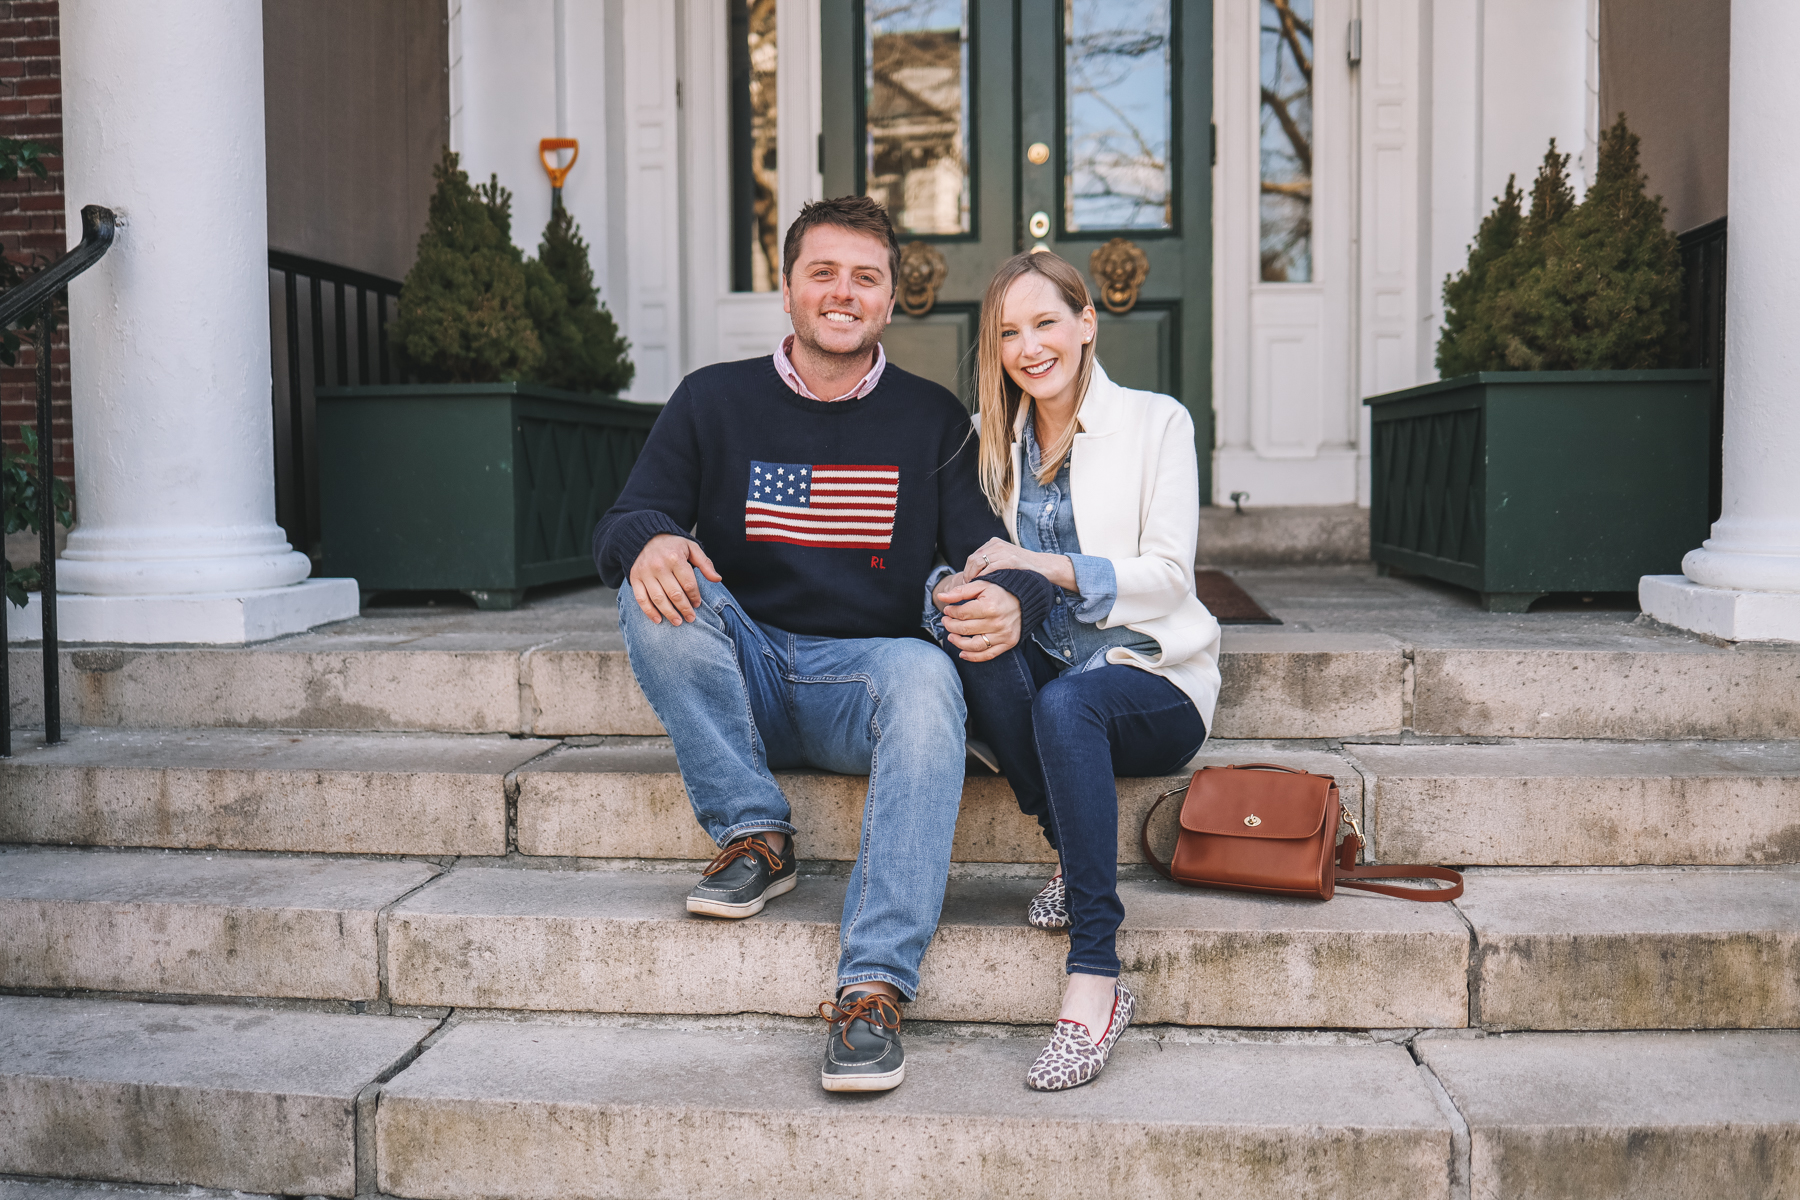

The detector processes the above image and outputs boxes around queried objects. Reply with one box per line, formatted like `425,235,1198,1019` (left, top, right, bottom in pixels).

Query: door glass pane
1063,0,1172,232
865,0,971,235
730,0,779,291
1260,0,1313,282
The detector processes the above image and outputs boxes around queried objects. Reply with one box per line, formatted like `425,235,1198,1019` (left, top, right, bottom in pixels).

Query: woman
932,251,1221,1090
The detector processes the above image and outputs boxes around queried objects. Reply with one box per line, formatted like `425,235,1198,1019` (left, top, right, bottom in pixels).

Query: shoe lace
701,835,782,878
818,993,902,1049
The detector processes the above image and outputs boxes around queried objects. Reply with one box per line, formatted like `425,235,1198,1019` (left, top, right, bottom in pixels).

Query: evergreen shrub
394,148,633,392
1437,115,1683,374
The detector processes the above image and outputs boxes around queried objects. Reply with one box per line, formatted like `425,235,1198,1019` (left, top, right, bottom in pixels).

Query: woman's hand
966,536,1077,592
937,578,1023,662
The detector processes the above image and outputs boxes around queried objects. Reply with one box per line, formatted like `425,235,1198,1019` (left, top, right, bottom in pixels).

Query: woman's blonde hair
975,251,1097,515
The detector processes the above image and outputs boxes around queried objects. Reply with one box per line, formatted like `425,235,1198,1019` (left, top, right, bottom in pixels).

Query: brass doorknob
1026,142,1050,165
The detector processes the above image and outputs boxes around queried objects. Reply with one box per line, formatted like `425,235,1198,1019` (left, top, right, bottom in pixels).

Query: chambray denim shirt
926,413,1160,672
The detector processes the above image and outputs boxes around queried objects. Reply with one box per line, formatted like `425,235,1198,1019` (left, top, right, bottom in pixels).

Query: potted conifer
1364,117,1712,611
316,150,651,609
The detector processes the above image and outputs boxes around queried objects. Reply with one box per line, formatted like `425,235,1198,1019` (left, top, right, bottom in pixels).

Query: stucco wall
263,0,449,281
1599,0,1729,233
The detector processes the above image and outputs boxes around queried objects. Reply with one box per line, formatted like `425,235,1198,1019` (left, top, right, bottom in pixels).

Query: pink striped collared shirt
772,334,887,402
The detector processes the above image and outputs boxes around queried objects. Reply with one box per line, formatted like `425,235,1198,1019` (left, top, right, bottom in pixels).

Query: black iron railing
0,204,117,755
268,251,403,560
1678,216,1726,522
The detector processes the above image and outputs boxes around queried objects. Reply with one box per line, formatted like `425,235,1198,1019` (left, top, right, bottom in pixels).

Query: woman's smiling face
997,270,1096,407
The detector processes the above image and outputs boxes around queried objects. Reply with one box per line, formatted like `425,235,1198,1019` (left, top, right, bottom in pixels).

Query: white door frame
679,0,824,371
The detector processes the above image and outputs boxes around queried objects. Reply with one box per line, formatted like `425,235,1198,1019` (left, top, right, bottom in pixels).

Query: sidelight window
1259,0,1313,281
730,0,780,291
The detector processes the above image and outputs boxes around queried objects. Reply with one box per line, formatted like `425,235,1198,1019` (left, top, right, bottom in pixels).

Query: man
592,196,1051,1093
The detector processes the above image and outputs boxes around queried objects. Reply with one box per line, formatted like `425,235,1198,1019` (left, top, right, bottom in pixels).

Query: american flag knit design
744,461,899,549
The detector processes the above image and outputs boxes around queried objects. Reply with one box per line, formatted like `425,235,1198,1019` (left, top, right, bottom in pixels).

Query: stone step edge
12,637,1800,741
7,997,1795,1200
7,853,1797,1031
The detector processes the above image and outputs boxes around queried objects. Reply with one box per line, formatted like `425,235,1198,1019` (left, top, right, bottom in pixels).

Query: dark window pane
1260,0,1313,282
865,0,970,235
730,0,779,292
1064,0,1172,232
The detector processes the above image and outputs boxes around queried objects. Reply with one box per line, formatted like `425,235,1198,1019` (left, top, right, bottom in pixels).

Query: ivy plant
4,426,74,608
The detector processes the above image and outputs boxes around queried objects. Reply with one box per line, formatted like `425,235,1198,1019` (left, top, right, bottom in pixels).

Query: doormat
1194,570,1282,624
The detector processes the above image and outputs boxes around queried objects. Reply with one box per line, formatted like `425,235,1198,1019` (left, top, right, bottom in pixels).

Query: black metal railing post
0,204,117,756
34,299,59,743
266,251,403,560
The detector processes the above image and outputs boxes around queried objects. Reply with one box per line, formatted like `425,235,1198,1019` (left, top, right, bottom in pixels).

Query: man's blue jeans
617,577,966,1000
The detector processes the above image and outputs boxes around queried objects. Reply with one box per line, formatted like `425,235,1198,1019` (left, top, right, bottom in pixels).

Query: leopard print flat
1025,982,1136,1091
1027,874,1069,929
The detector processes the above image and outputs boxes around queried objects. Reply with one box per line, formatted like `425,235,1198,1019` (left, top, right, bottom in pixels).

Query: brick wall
0,0,69,484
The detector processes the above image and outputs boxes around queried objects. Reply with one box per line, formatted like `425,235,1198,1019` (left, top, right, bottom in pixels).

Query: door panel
1095,309,1174,396
821,0,1212,495
881,308,975,397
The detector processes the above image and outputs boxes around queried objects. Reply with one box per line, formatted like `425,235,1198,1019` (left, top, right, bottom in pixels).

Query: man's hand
628,533,722,625
937,578,1023,662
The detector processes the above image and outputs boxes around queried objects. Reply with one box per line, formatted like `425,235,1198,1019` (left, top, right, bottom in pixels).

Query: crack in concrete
1407,1043,1474,1200
355,1010,456,1196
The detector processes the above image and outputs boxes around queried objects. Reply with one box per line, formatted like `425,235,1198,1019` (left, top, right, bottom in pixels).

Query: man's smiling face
781,223,896,361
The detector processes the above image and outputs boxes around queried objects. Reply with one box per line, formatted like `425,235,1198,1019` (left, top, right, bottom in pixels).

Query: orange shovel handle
539,138,579,189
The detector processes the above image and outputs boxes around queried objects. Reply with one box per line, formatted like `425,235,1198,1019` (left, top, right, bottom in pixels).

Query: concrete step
0,730,556,855
0,847,438,1000
513,738,1360,862
9,729,1797,868
1456,867,1800,1031
1417,1030,1800,1198
383,864,1471,1028
375,1019,1456,1200
0,995,436,1197
14,622,1797,740
7,849,1792,1033
1351,739,1800,866
374,1021,1800,1200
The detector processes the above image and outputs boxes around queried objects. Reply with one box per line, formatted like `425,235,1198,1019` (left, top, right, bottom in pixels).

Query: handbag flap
1178,765,1333,840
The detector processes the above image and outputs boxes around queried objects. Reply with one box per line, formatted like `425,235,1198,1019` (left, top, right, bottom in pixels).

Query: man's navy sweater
592,355,1053,641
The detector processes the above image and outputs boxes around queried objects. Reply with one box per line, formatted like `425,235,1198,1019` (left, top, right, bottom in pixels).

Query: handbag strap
1334,831,1464,901
1139,780,1465,901
1139,782,1186,881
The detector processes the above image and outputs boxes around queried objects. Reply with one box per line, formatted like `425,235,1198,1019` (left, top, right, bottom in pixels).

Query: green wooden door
821,0,1213,497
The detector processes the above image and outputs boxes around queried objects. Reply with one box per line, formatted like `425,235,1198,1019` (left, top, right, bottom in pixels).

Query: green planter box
315,382,661,609
1363,370,1712,611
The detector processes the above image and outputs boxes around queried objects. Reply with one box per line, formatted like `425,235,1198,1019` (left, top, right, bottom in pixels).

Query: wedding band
981,634,993,648
981,555,991,566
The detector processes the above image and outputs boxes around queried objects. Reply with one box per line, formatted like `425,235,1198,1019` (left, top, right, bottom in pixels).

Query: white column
46,0,358,644
1640,1,1800,643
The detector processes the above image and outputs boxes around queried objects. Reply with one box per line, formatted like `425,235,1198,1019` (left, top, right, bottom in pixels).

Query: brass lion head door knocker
898,241,948,317
1089,237,1149,314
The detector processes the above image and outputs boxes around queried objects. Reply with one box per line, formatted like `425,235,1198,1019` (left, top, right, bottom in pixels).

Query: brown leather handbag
1139,763,1463,902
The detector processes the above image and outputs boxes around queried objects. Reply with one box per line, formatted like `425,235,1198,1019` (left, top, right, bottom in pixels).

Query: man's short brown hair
782,195,900,291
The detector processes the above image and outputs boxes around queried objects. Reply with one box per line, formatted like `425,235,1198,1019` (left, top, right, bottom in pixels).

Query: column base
1639,575,1800,644
6,578,361,645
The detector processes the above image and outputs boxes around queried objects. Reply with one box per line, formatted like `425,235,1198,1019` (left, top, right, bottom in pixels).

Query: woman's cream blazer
982,363,1222,735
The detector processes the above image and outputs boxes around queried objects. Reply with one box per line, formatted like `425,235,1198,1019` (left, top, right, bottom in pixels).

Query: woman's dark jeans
952,641,1206,976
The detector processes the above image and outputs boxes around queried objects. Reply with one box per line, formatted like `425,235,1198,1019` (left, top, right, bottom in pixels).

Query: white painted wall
448,0,681,402
1421,0,1589,379
1216,0,1590,508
